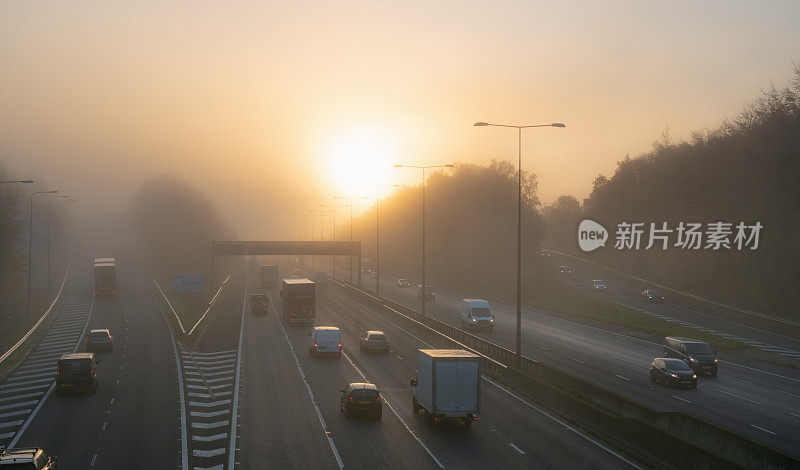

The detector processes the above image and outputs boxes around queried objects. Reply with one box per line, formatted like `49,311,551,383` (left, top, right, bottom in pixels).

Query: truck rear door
434,361,479,414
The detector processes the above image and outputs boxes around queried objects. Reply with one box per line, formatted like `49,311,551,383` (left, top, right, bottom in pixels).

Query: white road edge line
672,395,692,404
268,291,344,470
341,350,445,469
228,279,247,470
509,442,526,454
333,289,644,470
8,293,95,449
750,424,777,436
147,274,188,470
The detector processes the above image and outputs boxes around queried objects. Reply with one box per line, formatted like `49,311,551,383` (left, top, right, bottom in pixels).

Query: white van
309,326,342,357
461,299,494,332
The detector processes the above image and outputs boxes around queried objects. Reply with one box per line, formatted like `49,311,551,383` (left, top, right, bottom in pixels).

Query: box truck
281,278,315,323
410,349,480,427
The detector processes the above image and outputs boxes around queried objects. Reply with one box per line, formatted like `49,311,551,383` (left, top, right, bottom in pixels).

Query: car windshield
369,334,386,341
350,389,378,398
664,359,692,371
685,343,713,355
471,307,491,317
89,332,108,339
59,359,91,369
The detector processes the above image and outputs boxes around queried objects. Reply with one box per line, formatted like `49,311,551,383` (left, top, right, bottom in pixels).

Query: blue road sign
174,273,204,291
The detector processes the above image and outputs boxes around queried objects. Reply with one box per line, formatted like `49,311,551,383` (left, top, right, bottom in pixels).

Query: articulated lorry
260,265,279,288
410,349,481,427
281,278,315,323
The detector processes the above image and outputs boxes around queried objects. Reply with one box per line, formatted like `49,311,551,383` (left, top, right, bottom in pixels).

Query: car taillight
349,397,353,401
89,369,93,374
384,340,388,343
365,339,370,343
473,416,478,421
57,371,60,375
376,396,380,401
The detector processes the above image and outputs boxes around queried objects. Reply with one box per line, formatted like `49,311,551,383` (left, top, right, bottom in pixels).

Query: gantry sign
208,240,362,281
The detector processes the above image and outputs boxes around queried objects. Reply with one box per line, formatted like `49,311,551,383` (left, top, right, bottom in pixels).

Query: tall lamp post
27,190,58,325
333,196,368,283
371,184,398,298
320,203,347,280
48,195,70,292
474,120,565,365
393,164,453,316
314,208,335,275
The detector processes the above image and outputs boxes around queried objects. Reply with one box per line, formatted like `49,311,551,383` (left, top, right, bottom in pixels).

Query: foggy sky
1,1,798,239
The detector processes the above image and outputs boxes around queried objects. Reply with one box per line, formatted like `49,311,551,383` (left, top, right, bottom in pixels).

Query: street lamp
314,208,336,276
393,164,454,316
333,196,368,283
320,204,346,280
48,195,70,292
27,190,58,325
474,120,565,365
369,184,399,298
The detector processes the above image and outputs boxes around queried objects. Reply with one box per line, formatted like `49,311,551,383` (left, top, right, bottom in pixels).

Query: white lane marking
190,409,229,418
110,398,114,405
750,424,777,436
538,346,551,351
0,420,25,429
712,388,762,405
396,354,403,360
333,288,644,470
0,401,38,412
189,399,232,408
148,275,188,470
672,395,692,404
789,412,800,419
193,448,226,458
572,359,584,364
341,350,445,469
191,420,229,429
227,283,247,470
90,453,97,466
774,389,800,399
268,291,344,470
192,433,227,442
509,443,526,454
181,350,237,357
615,375,631,381
0,410,30,419
102,421,107,431
0,393,42,404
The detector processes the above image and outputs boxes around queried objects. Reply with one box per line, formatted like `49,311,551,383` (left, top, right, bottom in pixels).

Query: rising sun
326,125,396,192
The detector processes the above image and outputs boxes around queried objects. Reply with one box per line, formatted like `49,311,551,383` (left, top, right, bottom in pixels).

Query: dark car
559,265,572,277
340,382,382,420
650,358,697,389
396,278,411,288
249,294,269,315
85,329,113,352
417,285,436,301
663,337,718,376
590,280,607,291
56,353,100,395
360,331,389,353
0,448,57,469
641,289,664,303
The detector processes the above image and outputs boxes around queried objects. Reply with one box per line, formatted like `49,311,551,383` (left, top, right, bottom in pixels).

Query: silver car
359,331,389,353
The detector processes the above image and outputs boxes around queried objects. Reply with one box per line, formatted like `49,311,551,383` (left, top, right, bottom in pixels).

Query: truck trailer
281,278,315,323
410,349,481,427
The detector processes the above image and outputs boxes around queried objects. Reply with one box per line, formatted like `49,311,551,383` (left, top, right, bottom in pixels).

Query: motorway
356,267,800,460
0,257,645,469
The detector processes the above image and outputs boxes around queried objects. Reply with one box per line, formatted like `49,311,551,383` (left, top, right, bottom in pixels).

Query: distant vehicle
663,337,718,376
85,329,113,352
461,299,494,332
315,272,328,288
650,358,697,389
249,294,269,315
0,448,57,469
340,382,382,420
539,250,551,258
309,326,341,357
396,278,411,288
558,265,572,277
410,349,480,427
417,285,436,301
360,331,389,353
281,278,315,323
56,353,100,395
93,258,117,297
641,289,664,303
590,280,608,291
259,265,279,288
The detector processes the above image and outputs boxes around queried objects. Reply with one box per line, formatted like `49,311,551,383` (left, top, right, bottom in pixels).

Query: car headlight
713,359,718,363
670,372,678,378
472,319,477,322
489,318,494,322
688,357,697,362
692,375,697,379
